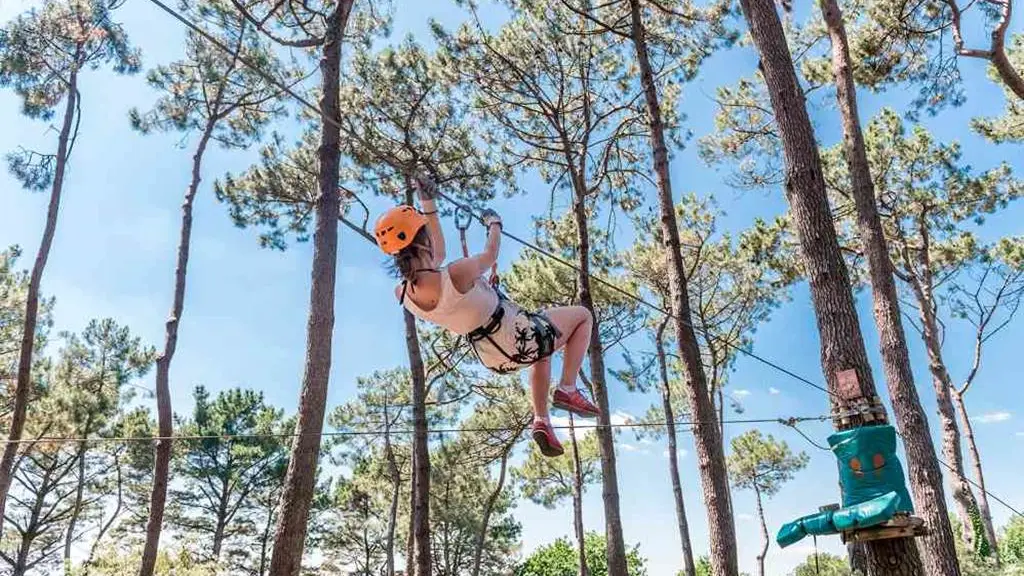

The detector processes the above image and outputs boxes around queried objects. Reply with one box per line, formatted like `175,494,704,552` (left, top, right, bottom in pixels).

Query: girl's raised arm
414,174,446,266
449,209,501,293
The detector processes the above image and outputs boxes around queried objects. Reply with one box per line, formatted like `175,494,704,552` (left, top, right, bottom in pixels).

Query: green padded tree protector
828,425,913,514
776,492,901,547
776,425,915,548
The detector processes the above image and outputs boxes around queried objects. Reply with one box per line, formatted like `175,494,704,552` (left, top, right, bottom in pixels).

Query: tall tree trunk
569,417,590,576
471,447,511,576
64,439,89,571
952,390,998,553
406,470,415,576
213,477,230,560
655,322,696,576
13,460,54,576
568,181,627,576
266,4,351,574
403,185,432,576
735,0,925,573
259,496,274,576
0,69,79,532
139,121,215,576
818,1,961,572
626,3,737,574
910,275,982,548
753,485,768,576
384,413,400,576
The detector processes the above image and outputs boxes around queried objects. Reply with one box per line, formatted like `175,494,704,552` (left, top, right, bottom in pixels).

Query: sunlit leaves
971,35,1024,143
0,0,140,120
726,429,808,496
129,0,293,150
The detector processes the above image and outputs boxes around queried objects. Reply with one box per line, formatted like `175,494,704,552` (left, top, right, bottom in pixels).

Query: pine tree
821,109,1024,556
0,0,140,529
815,0,962,569
207,0,361,571
624,198,794,576
734,0,927,571
128,4,291,566
727,430,808,576
0,319,153,575
167,386,288,564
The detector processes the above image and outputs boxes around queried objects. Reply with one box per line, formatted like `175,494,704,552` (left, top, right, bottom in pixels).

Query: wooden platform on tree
841,514,928,543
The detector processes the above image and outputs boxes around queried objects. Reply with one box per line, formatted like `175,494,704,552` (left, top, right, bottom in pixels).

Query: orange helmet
374,205,428,255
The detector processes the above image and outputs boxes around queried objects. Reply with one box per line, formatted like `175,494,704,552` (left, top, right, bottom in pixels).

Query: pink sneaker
552,388,601,418
532,420,564,457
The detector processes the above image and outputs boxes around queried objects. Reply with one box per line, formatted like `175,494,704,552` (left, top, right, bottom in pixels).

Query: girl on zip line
374,175,599,457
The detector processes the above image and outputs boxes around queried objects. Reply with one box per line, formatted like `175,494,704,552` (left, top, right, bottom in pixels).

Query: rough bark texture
990,47,1024,100
818,1,961,572
911,277,982,547
402,179,432,576
405,307,431,576
569,418,590,576
754,486,768,576
471,447,511,576
953,391,999,553
0,70,79,533
655,323,696,576
266,5,350,573
569,183,628,576
736,0,925,572
139,120,215,576
864,538,928,576
627,2,737,574
406,477,415,576
384,413,401,576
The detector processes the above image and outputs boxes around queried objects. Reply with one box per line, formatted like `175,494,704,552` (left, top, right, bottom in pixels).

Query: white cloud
977,411,1012,424
1015,432,1024,438
611,411,635,426
662,448,688,460
618,440,651,455
737,513,755,522
733,389,752,399
769,387,781,395
549,410,636,441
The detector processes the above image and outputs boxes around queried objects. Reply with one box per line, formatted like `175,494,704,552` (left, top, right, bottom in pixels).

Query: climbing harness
452,204,560,374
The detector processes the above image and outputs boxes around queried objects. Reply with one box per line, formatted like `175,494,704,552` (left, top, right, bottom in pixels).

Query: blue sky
1,0,1022,575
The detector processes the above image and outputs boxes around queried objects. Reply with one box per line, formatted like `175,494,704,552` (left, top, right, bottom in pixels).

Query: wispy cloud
733,389,751,399
977,411,1012,424
768,387,781,395
737,513,755,522
550,411,635,439
1015,431,1024,438
662,448,688,460
611,411,635,426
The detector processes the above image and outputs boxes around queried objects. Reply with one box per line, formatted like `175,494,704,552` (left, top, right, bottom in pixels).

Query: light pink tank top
401,268,499,335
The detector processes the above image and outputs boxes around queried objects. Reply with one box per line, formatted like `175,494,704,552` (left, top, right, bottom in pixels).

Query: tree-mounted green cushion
828,425,914,514
775,492,902,548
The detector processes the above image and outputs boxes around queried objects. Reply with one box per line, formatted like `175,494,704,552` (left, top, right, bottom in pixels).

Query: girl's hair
389,227,433,284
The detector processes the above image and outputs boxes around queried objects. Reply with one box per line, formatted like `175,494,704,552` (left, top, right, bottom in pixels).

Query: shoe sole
532,429,565,457
552,400,600,419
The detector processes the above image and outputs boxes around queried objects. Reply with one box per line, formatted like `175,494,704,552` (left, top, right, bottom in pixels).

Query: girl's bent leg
529,358,553,421
544,305,593,387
